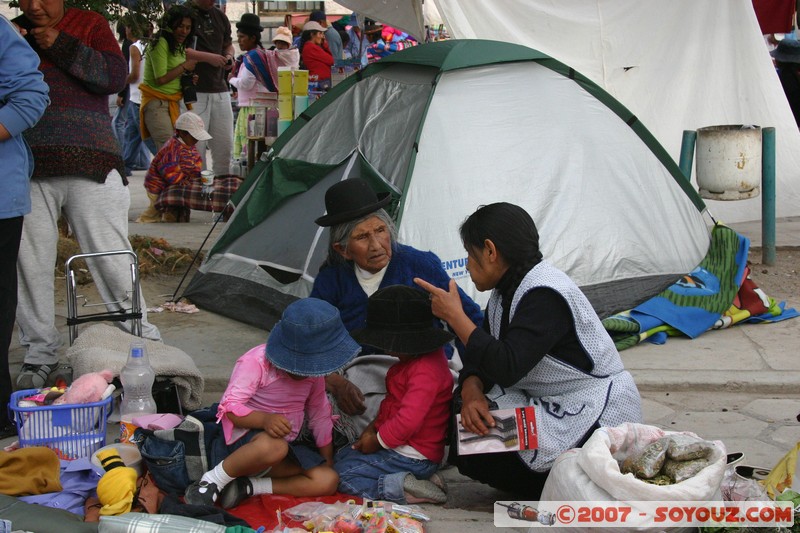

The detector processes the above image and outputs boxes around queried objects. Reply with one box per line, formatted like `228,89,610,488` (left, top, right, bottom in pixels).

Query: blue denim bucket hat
266,298,360,376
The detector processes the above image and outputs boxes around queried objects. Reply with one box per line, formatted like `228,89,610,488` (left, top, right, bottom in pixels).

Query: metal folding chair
65,249,142,346
65,250,185,415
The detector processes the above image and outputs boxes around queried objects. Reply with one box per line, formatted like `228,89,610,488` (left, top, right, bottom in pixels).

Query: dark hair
116,19,127,42
309,10,326,23
459,202,543,299
120,13,153,39
339,29,350,47
156,5,196,55
298,29,320,62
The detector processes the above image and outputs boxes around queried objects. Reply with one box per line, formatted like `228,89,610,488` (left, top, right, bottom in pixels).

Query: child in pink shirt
184,298,360,509
334,285,454,504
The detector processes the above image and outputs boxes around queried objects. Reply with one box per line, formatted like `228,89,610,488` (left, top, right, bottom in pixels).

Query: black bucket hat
351,285,455,355
236,13,264,35
772,39,800,64
314,178,392,227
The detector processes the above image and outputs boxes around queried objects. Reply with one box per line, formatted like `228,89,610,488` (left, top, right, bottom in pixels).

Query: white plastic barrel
695,125,761,200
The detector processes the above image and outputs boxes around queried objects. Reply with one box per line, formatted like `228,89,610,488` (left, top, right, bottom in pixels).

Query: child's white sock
250,477,273,495
202,460,236,491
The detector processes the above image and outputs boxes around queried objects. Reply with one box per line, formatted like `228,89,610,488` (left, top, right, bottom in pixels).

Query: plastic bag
620,437,669,478
282,500,360,531
667,434,716,461
663,457,711,483
719,464,770,502
764,441,800,499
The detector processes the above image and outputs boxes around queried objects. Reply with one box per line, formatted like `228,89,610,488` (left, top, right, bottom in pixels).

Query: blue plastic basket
9,389,113,460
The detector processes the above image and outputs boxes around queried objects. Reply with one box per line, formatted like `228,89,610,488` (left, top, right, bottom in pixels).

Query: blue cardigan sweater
0,15,49,219
311,243,483,358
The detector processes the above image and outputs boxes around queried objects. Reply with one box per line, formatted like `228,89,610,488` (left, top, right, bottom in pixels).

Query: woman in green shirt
140,5,198,150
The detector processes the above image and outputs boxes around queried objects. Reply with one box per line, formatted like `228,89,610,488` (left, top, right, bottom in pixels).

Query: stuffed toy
96,448,137,516
52,369,114,405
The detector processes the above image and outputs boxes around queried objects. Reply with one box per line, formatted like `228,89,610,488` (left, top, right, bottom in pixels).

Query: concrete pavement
4,169,800,532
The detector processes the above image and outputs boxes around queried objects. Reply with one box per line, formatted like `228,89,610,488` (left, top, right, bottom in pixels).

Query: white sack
541,422,727,533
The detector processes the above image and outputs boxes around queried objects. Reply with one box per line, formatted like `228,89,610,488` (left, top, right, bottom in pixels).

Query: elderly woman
415,202,643,498
311,178,483,441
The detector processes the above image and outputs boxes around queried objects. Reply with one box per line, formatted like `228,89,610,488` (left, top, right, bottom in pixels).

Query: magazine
456,406,538,455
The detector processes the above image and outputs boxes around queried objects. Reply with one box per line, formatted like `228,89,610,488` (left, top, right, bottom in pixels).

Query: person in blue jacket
0,13,49,438
311,178,483,444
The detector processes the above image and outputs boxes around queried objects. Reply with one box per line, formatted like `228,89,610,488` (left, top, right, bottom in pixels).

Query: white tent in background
333,0,425,38
338,0,800,224
185,41,711,329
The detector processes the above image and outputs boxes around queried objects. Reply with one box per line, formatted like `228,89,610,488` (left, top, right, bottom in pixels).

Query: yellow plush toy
96,447,138,515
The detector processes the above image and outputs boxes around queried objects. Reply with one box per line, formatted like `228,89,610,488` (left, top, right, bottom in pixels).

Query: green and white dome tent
184,39,711,329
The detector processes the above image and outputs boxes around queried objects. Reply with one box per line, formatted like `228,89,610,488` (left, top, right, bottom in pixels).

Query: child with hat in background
184,298,361,509
271,26,294,50
334,285,454,504
136,111,210,223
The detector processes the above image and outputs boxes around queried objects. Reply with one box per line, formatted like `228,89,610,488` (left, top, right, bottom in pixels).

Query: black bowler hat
236,13,263,35
314,178,392,227
351,285,455,355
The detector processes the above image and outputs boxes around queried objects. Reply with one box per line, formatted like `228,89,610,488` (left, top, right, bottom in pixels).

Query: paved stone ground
4,168,800,532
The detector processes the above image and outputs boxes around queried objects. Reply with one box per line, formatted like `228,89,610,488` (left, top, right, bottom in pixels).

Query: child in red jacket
334,285,453,504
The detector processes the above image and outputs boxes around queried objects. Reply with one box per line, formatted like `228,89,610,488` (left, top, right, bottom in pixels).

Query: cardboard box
293,95,309,119
293,70,309,95
266,107,279,138
278,94,293,121
278,68,293,94
246,108,266,138
278,119,292,136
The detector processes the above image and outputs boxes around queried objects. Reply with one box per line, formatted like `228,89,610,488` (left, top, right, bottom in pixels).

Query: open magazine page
456,406,538,455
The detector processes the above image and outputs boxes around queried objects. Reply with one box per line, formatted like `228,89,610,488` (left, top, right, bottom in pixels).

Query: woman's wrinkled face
311,30,324,45
173,17,192,44
237,31,258,51
19,0,65,27
335,216,392,274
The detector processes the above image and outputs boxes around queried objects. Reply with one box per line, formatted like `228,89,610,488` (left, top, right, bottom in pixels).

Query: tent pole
170,209,227,302
762,127,776,266
678,129,697,184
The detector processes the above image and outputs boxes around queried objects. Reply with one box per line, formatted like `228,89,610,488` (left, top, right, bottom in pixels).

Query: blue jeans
111,100,128,144
335,446,437,503
123,102,156,174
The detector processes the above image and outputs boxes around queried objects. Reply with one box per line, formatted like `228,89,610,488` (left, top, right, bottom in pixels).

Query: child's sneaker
428,471,448,494
184,480,220,507
218,477,254,509
403,474,447,504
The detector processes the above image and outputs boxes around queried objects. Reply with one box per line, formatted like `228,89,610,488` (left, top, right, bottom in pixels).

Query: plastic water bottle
119,340,156,444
